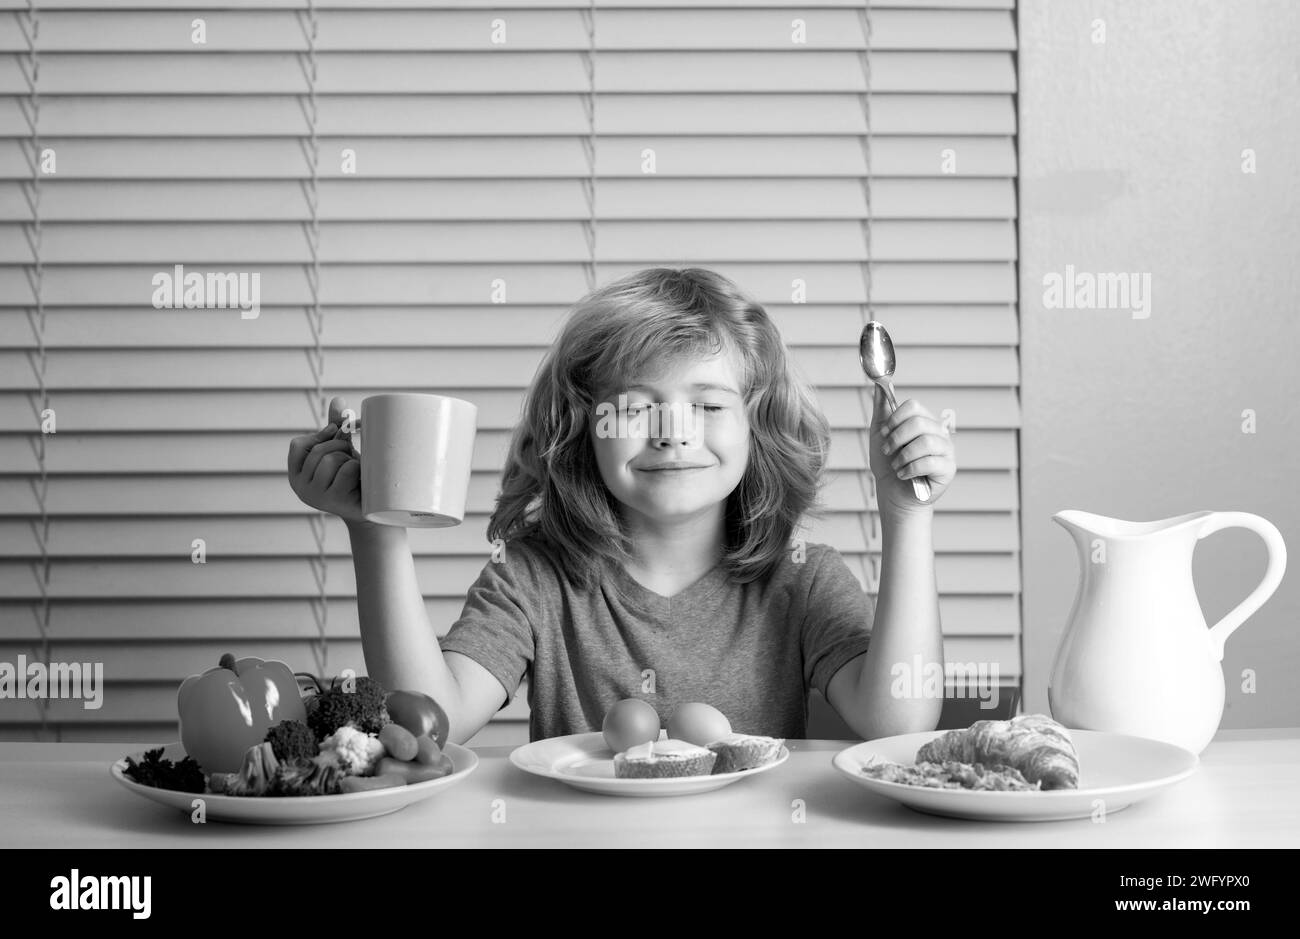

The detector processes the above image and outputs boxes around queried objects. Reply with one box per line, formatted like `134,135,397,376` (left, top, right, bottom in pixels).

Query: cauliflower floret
318,724,385,776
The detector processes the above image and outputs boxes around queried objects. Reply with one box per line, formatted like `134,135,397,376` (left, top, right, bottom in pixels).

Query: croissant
916,714,1079,790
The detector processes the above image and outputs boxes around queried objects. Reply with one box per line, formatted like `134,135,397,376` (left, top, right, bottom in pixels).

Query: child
288,268,955,744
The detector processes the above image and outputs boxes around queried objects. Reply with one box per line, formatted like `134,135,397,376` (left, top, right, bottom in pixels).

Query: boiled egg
667,702,732,747
602,698,661,753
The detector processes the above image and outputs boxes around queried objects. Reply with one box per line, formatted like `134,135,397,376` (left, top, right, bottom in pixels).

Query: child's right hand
287,395,366,525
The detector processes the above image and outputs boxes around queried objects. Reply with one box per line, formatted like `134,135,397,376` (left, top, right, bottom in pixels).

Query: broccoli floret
345,675,389,732
264,719,319,763
306,692,353,740
307,675,389,738
269,754,343,797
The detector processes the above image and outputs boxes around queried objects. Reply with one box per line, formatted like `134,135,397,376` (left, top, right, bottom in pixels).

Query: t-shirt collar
605,556,730,616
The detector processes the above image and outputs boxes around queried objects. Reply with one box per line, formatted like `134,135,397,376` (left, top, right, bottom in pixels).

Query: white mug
352,393,477,528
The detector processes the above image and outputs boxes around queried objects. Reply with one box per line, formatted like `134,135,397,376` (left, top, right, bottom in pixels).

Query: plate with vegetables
109,653,477,825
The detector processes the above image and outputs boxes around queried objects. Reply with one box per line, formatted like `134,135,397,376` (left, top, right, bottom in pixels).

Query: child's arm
346,520,508,746
828,510,944,739
287,396,508,746
827,383,956,739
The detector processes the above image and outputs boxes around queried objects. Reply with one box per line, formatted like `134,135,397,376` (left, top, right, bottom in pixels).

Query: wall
1018,0,1299,727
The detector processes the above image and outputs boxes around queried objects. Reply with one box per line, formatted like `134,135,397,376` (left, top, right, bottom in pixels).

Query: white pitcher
1048,510,1286,754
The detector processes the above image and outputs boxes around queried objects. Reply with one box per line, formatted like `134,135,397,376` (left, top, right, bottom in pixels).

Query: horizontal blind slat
0,346,1019,388
0,137,1017,179
0,9,1014,53
0,51,1013,94
0,179,1018,221
0,219,1018,263
0,598,426,640
823,471,1017,510
0,262,1019,305
0,94,1015,137
0,1,1014,10
0,305,1018,349
0,640,369,683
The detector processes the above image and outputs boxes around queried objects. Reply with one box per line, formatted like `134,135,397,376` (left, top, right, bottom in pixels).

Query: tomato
385,690,450,749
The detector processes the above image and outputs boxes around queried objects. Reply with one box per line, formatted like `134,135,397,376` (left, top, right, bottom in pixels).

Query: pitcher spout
1052,509,1213,542
1052,509,1099,540
1052,510,1107,551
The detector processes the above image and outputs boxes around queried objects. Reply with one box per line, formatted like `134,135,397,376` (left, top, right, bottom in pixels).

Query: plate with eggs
509,700,788,797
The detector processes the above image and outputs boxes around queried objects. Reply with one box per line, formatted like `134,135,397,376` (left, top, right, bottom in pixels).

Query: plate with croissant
833,714,1198,821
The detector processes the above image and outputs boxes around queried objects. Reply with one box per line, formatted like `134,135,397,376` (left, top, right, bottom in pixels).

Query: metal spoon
858,321,931,503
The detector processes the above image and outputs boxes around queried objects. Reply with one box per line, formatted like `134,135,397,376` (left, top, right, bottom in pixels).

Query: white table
2,729,1296,848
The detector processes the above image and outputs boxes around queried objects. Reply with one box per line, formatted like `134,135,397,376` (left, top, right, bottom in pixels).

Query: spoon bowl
858,321,897,382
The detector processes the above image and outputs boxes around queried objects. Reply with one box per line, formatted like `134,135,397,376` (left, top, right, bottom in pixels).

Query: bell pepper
177,653,307,774
385,690,450,749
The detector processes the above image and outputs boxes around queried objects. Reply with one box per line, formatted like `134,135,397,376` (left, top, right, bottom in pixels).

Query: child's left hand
868,383,956,517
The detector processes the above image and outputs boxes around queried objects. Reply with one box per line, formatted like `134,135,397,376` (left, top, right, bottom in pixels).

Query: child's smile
638,463,711,475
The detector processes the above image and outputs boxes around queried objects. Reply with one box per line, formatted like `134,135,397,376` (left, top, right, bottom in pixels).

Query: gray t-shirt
439,536,874,741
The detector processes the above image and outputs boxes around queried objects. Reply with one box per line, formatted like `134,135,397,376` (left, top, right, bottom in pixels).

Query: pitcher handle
1198,512,1287,661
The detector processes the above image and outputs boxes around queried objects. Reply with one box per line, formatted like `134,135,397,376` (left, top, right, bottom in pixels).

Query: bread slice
613,739,717,778
707,733,784,774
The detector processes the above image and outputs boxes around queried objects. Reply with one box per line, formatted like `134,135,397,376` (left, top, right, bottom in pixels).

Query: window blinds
0,0,1019,743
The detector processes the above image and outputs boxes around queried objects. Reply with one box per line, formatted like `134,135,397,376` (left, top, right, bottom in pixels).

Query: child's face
589,350,750,528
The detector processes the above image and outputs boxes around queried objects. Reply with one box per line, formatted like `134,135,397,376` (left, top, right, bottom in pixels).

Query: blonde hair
488,267,832,589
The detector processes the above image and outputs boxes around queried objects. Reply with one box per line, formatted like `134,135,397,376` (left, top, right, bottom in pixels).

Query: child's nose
649,404,699,443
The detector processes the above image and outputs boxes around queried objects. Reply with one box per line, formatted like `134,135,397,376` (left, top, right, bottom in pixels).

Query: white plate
510,732,789,797
111,742,478,825
833,729,1198,821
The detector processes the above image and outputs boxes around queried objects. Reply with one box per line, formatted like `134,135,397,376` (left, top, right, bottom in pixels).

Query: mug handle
1198,512,1287,661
